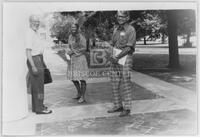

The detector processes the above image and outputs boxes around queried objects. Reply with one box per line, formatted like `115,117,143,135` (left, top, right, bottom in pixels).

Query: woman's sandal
78,97,86,103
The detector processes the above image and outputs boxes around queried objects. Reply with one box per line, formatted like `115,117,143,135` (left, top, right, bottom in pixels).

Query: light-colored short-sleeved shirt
25,28,44,56
111,24,136,51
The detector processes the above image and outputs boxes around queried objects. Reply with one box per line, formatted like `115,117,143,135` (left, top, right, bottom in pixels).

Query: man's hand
110,56,119,64
65,59,70,64
32,66,39,76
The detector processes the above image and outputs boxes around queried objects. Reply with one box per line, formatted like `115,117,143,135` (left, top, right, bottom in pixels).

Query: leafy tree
82,11,116,50
132,11,162,45
177,10,196,47
50,12,76,43
157,10,168,44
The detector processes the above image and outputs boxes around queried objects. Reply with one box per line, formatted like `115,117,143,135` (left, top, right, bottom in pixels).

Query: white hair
29,14,40,22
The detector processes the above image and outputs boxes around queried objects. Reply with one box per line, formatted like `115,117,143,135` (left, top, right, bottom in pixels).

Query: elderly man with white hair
25,14,52,114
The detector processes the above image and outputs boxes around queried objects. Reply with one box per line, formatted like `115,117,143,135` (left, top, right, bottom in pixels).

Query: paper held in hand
113,48,127,65
64,44,71,60
65,54,71,60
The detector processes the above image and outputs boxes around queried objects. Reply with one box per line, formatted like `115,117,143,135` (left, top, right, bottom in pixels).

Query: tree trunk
143,30,147,45
161,33,165,44
86,38,90,52
167,10,180,68
144,36,146,45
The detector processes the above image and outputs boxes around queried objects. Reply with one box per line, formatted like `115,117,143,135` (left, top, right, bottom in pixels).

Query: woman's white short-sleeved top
25,28,44,56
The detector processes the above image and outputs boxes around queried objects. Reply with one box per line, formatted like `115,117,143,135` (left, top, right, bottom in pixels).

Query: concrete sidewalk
3,68,197,135
3,50,197,135
130,71,197,111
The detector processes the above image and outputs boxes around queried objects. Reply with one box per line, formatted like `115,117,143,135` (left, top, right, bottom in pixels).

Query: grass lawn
85,51,196,91
132,53,196,91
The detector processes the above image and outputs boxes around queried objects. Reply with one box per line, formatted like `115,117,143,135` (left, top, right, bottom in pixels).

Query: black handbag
44,68,52,84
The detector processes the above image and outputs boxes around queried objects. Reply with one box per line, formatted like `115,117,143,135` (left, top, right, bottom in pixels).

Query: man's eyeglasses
31,21,40,24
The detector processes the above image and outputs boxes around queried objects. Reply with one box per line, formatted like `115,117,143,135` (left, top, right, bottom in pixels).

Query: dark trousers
27,55,45,112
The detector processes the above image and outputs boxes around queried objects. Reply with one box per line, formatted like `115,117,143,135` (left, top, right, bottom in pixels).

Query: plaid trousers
110,54,133,110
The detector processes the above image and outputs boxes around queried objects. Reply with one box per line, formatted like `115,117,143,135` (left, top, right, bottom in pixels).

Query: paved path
131,71,197,111
3,70,196,135
3,50,197,135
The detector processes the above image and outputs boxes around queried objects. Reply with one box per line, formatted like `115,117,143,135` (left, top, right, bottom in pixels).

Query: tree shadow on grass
132,53,196,91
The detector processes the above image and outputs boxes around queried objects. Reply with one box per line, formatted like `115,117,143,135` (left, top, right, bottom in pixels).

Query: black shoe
42,105,48,110
36,109,52,114
73,96,81,100
119,109,130,117
107,107,123,113
33,106,47,112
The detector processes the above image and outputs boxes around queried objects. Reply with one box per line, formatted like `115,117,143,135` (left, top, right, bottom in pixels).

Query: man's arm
26,49,38,75
25,30,39,75
115,47,132,59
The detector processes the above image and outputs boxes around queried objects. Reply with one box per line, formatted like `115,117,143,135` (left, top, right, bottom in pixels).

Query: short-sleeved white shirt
25,28,44,56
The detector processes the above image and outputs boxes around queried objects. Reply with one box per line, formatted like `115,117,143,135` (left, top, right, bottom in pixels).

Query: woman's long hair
71,23,81,43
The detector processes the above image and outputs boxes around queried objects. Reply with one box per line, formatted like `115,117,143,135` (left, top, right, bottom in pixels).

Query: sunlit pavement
136,46,197,55
3,48,197,135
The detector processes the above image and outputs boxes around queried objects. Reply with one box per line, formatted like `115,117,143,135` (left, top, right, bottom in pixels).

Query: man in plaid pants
108,11,136,117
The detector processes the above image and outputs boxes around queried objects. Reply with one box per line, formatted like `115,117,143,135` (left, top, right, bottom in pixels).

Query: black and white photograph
2,1,198,136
